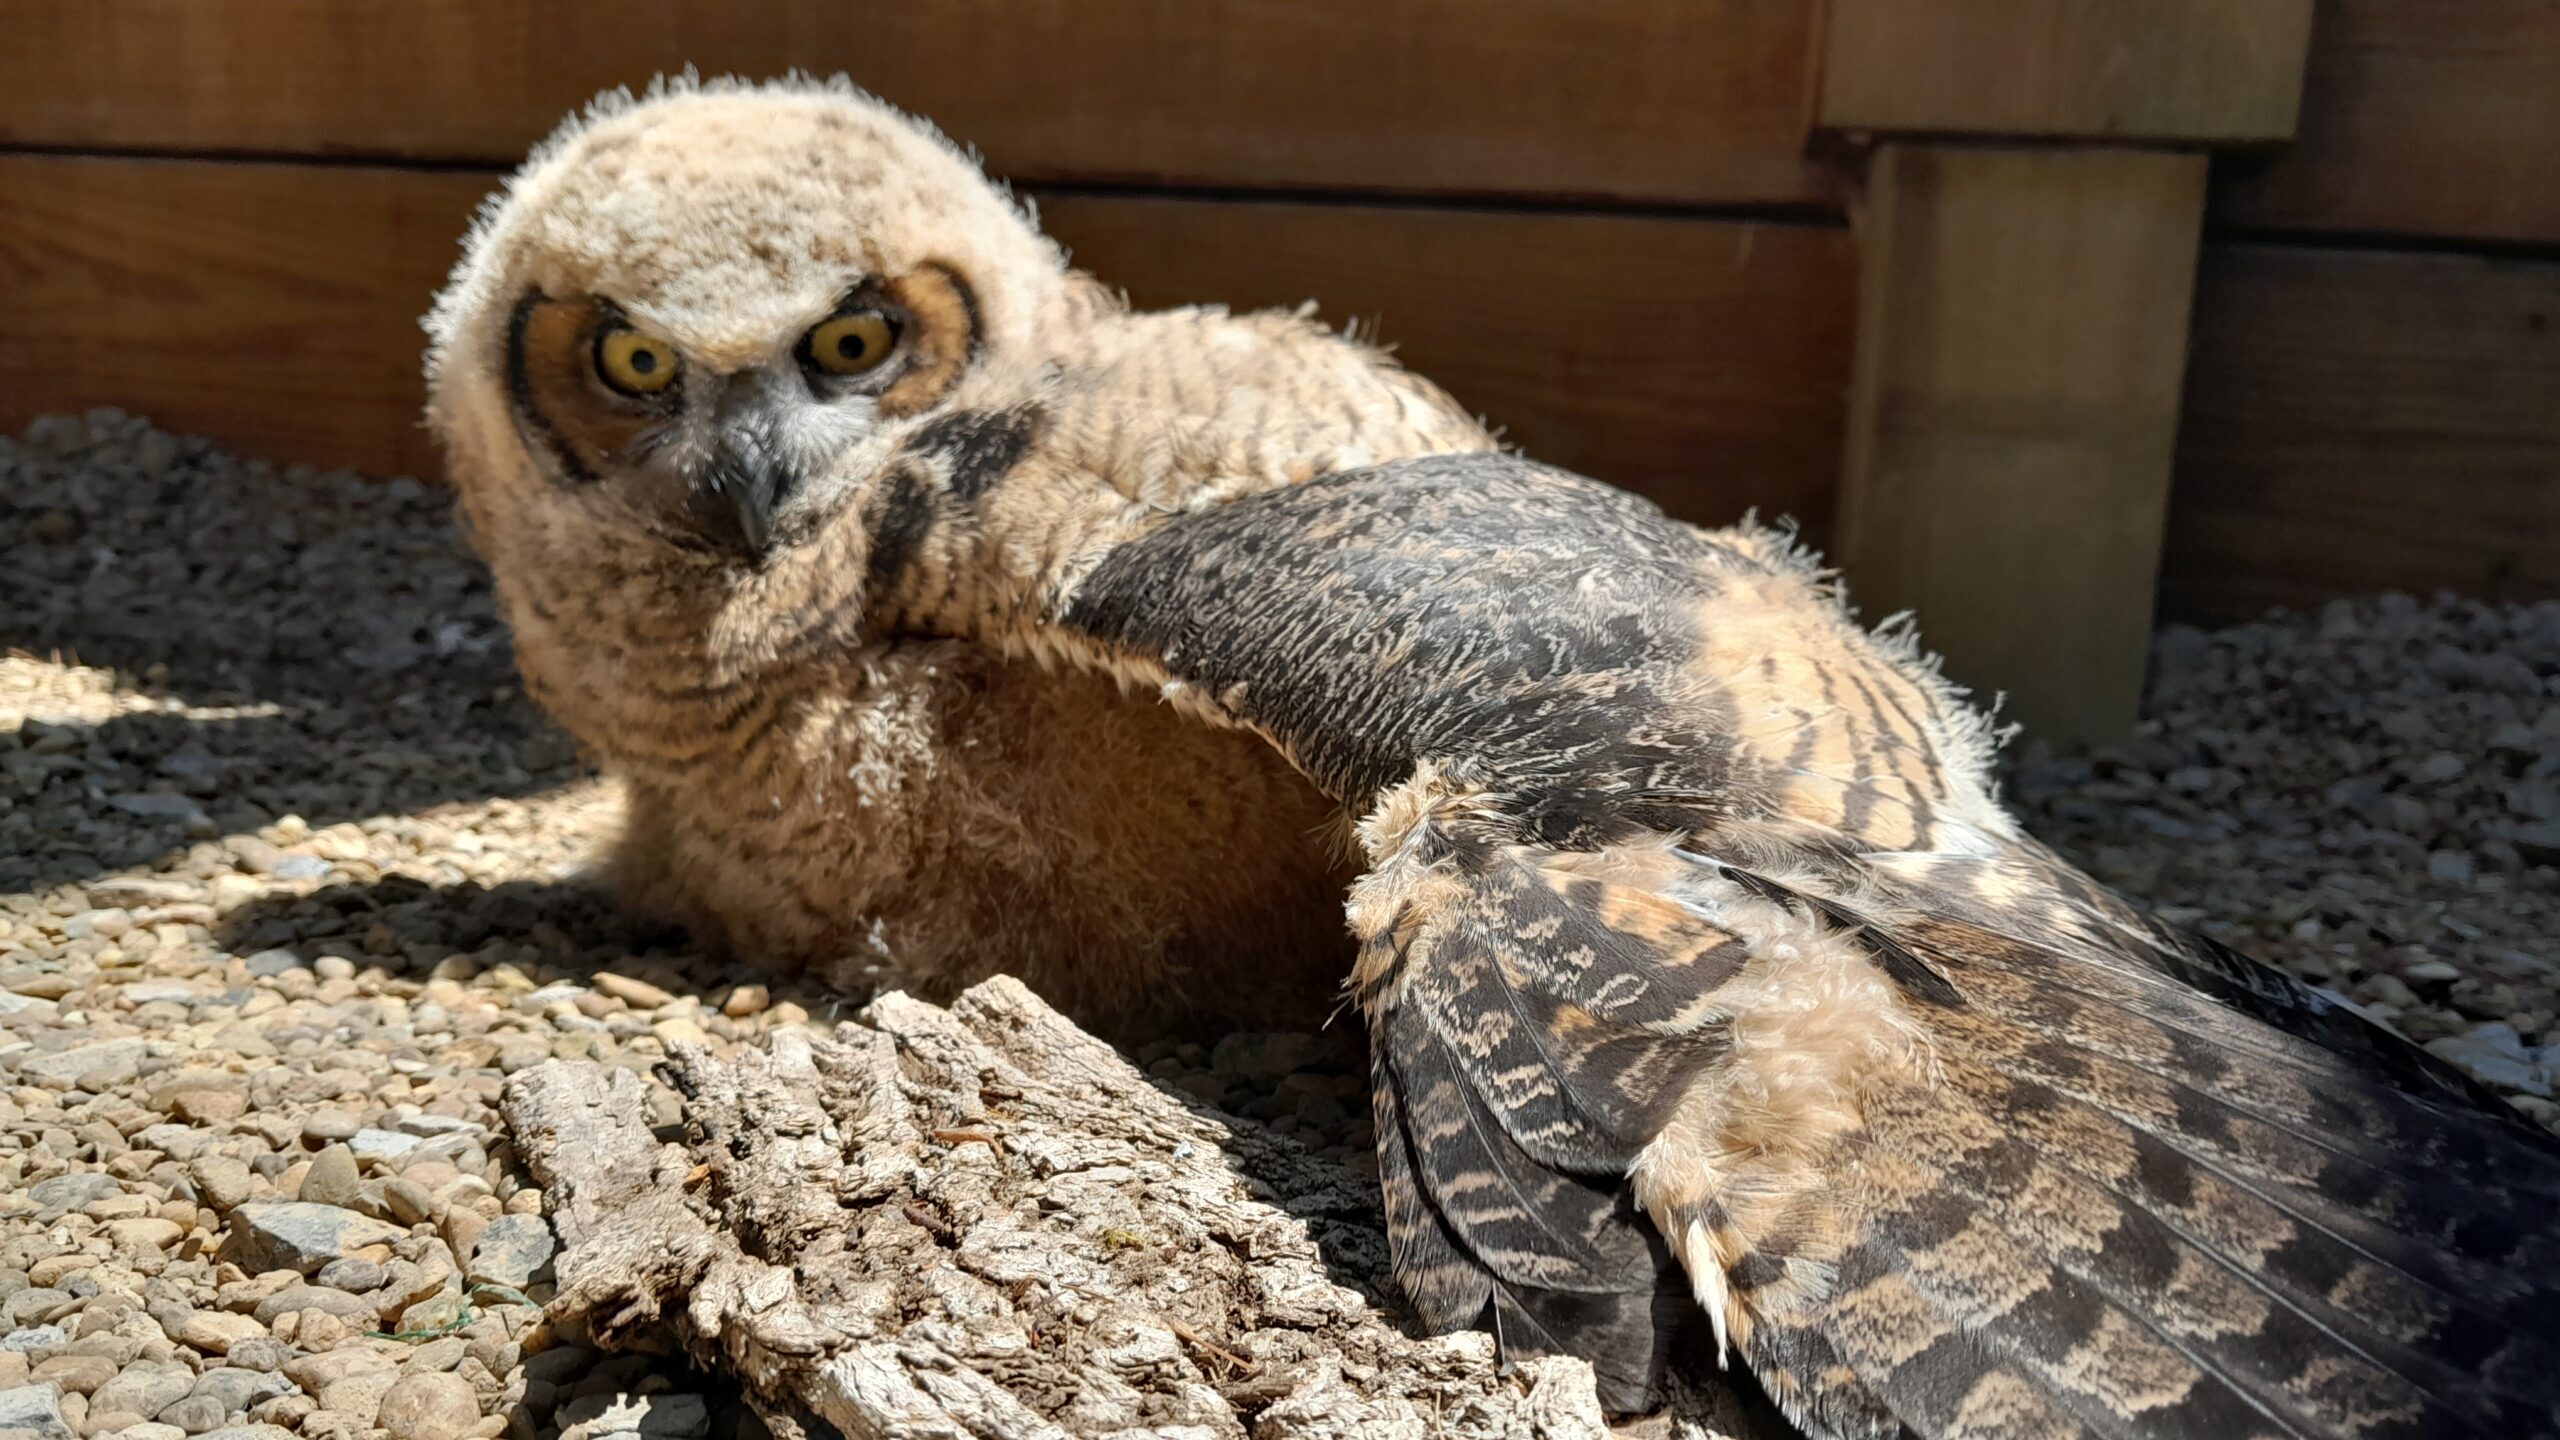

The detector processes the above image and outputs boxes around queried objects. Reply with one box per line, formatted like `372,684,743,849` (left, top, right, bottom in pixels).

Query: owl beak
706,437,789,554
702,414,801,556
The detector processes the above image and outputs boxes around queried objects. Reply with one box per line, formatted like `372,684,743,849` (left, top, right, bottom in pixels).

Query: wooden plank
1039,196,1856,534
1820,0,2316,142
0,0,1829,207
2211,0,2560,244
0,154,1856,534
2163,243,2560,622
1836,143,2209,744
0,156,483,481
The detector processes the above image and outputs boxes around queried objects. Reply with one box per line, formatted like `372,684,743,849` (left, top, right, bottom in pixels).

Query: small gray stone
347,1129,419,1167
557,1391,711,1440
465,1213,555,1289
374,1370,479,1440
295,1146,362,1212
0,1382,73,1440
2,1293,72,1329
25,1173,117,1214
0,1327,64,1355
156,1392,231,1433
187,1157,258,1213
518,1345,598,1388
379,1179,435,1227
268,856,332,882
91,1361,194,1421
185,1366,295,1415
248,1285,378,1327
133,1124,214,1161
392,1114,482,1139
240,952,306,980
299,1111,360,1145
107,793,213,830
15,1039,147,1087
223,1338,290,1374
313,1257,384,1295
219,1203,407,1275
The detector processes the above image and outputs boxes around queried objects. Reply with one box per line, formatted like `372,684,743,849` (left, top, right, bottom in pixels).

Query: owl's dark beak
701,394,804,556
704,434,795,554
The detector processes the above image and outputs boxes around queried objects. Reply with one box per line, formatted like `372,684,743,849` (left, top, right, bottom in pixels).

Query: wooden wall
2,0,2554,622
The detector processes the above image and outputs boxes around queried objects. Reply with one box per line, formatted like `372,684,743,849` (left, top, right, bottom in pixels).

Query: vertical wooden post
1817,0,2314,744
1836,144,2207,742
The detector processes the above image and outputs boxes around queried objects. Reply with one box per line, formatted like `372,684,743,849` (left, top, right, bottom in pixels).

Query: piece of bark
501,976,1777,1439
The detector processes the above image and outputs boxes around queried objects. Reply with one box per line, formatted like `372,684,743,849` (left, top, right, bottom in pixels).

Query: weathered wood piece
500,977,1777,1439
1836,143,2210,744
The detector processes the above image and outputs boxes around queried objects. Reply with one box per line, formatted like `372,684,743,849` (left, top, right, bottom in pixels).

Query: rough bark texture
499,977,1777,1439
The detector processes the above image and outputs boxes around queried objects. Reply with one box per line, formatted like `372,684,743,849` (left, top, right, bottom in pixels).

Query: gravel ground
0,409,2553,1439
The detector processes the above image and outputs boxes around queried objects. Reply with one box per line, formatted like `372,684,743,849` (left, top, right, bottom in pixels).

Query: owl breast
599,637,1358,1035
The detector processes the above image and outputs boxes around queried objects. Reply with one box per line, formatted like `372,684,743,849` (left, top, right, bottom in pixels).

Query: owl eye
595,325,681,397
804,309,900,378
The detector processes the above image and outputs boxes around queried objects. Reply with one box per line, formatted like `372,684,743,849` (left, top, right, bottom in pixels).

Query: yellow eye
595,326,680,396
805,310,899,377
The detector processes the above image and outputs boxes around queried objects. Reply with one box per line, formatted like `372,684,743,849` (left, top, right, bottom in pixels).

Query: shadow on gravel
3,416,579,895
208,870,1403,1310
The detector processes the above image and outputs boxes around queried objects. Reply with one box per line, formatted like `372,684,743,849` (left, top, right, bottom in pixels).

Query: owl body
431,87,1487,1026
429,79,2560,1439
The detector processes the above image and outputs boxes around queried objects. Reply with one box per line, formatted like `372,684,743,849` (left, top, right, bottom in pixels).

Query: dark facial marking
866,465,939,596
908,404,1043,501
503,289,596,485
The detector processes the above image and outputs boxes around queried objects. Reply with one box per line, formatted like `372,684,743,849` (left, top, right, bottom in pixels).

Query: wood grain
1819,0,2315,142
0,154,1856,533
0,0,1830,207
2211,0,2560,245
1040,195,1857,533
1837,143,2210,744
0,155,481,481
2163,243,2560,622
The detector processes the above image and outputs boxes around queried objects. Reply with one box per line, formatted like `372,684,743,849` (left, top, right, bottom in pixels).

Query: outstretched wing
1047,453,2560,1435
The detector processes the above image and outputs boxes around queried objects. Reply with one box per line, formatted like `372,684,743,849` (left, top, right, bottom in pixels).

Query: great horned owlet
427,79,2559,1439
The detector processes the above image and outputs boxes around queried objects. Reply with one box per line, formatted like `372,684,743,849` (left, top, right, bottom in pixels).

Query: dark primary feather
1049,454,2560,1437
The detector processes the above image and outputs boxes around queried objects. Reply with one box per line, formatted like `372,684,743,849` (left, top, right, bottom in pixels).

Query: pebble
316,1370,397,1427
465,1215,556,1290
90,1362,193,1421
294,1147,364,1212
592,974,677,1010
185,1365,296,1415
15,1039,148,1088
300,1112,361,1145
220,1204,407,1276
174,1312,268,1357
348,1129,420,1167
0,1382,73,1440
26,1176,119,1214
375,1371,480,1440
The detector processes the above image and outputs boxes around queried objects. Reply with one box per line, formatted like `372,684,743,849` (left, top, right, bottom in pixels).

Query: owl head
425,76,1072,572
